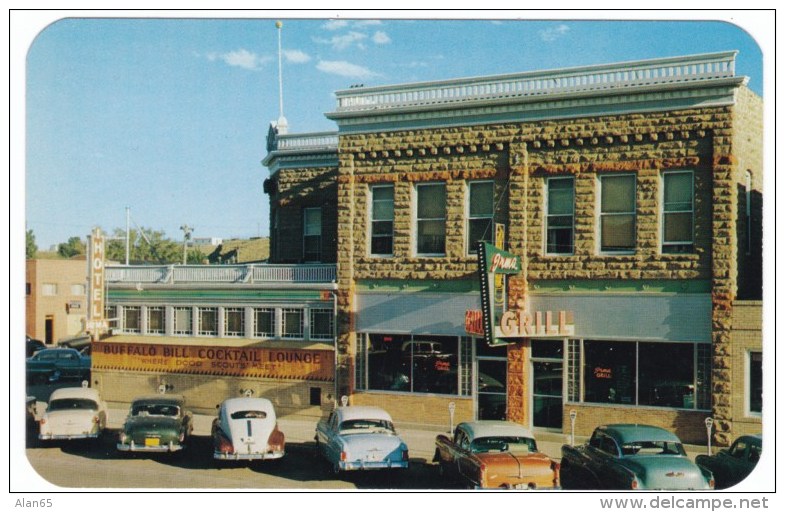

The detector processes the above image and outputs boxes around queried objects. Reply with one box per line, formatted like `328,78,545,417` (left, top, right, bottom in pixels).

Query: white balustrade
106,264,336,284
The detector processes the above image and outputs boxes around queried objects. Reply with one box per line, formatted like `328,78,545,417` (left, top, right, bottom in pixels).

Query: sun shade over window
230,410,267,420
48,398,98,411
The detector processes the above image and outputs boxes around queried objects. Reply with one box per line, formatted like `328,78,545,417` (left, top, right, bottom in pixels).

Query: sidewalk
103,407,709,463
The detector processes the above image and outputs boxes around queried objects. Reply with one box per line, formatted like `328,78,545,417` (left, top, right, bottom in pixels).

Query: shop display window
366,334,459,395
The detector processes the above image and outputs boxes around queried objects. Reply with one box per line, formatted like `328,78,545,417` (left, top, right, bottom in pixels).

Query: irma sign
466,242,574,345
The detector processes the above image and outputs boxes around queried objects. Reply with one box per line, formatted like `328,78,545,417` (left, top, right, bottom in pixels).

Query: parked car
434,420,560,489
26,336,46,357
561,424,715,490
38,385,107,440
696,434,762,489
117,395,193,453
26,348,91,384
212,397,285,462
315,405,409,473
57,334,91,350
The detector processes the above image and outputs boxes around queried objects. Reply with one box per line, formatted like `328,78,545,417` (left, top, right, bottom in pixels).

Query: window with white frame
546,177,575,254
173,307,193,335
468,181,494,254
105,305,118,329
42,283,57,296
303,207,322,262
310,309,333,340
748,351,762,415
370,185,394,256
123,306,141,334
70,283,86,296
599,174,636,252
224,308,245,337
198,307,218,336
147,307,165,335
254,308,275,338
416,183,446,255
282,308,304,339
662,170,694,253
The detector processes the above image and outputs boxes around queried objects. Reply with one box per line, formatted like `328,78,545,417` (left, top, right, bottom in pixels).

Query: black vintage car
26,348,91,384
696,434,762,489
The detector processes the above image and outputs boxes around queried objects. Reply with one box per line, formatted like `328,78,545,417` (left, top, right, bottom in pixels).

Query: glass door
531,340,564,429
475,341,507,420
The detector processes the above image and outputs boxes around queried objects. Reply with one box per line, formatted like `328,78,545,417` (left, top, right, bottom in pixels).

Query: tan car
434,420,560,489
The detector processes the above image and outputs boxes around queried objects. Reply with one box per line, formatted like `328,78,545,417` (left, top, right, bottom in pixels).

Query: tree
57,236,86,258
26,229,37,259
105,227,187,264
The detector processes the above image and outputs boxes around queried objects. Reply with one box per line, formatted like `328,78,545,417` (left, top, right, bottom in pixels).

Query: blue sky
19,13,769,250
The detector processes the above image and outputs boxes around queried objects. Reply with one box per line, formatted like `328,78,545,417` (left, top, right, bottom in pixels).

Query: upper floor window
370,185,394,256
147,306,165,335
254,308,275,338
70,284,86,296
42,283,57,296
416,183,446,255
123,306,141,334
468,181,494,254
310,308,334,340
224,307,245,337
599,174,636,253
662,170,694,253
198,307,218,336
173,307,192,336
545,177,575,255
282,308,304,339
303,207,322,262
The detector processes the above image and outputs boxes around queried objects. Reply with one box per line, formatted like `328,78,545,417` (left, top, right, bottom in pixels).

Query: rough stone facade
268,166,338,264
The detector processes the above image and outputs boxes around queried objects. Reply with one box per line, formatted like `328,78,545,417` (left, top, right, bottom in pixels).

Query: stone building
263,51,762,445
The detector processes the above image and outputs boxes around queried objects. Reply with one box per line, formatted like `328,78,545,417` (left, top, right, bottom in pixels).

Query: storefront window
310,309,333,340
371,185,394,256
123,306,141,334
416,183,446,255
282,308,304,339
198,307,218,336
638,342,695,408
367,334,459,395
147,307,165,335
583,341,636,405
173,307,192,335
224,308,244,337
748,351,762,415
254,308,275,338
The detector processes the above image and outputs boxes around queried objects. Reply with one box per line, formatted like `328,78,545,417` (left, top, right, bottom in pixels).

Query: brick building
263,51,762,445
26,258,89,344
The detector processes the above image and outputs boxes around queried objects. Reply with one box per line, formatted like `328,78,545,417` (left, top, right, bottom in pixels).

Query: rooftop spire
275,20,288,134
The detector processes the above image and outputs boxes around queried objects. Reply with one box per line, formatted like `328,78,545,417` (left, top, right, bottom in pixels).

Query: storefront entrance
531,340,564,429
475,341,507,420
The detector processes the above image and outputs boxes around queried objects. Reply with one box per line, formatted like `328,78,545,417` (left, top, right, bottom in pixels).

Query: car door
586,433,622,488
57,351,81,377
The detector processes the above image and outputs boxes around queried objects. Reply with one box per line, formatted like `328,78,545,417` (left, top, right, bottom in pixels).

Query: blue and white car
315,405,409,473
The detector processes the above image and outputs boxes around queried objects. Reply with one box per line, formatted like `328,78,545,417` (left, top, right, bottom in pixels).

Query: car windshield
47,398,98,412
621,440,686,457
471,436,537,454
132,404,180,417
230,410,267,420
339,419,395,435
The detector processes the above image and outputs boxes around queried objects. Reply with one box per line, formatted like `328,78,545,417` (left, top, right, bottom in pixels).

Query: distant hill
199,237,269,264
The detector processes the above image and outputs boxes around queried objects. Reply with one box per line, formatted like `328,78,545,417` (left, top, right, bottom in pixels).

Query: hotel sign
92,341,334,381
86,228,108,340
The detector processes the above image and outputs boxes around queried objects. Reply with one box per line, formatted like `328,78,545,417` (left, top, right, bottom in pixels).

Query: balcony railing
275,132,338,151
106,264,337,285
332,51,738,114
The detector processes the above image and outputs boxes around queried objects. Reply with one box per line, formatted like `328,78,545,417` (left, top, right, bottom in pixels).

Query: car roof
34,347,78,355
222,397,275,414
598,424,682,444
131,394,185,406
49,387,101,401
335,406,393,422
735,434,762,444
458,421,535,441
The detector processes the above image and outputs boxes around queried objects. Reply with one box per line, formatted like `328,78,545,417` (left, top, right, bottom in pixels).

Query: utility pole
180,224,193,265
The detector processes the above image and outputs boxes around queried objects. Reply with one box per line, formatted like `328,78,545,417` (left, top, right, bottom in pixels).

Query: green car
561,424,715,490
117,395,193,453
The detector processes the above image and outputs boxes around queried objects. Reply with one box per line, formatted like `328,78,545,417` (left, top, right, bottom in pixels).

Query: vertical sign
474,242,520,346
86,227,107,340
493,224,506,326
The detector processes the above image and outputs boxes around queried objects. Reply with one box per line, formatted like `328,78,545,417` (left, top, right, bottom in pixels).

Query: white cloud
314,31,368,50
206,49,272,70
372,31,391,45
317,60,379,79
539,24,570,42
354,20,382,27
283,49,311,63
322,20,349,31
